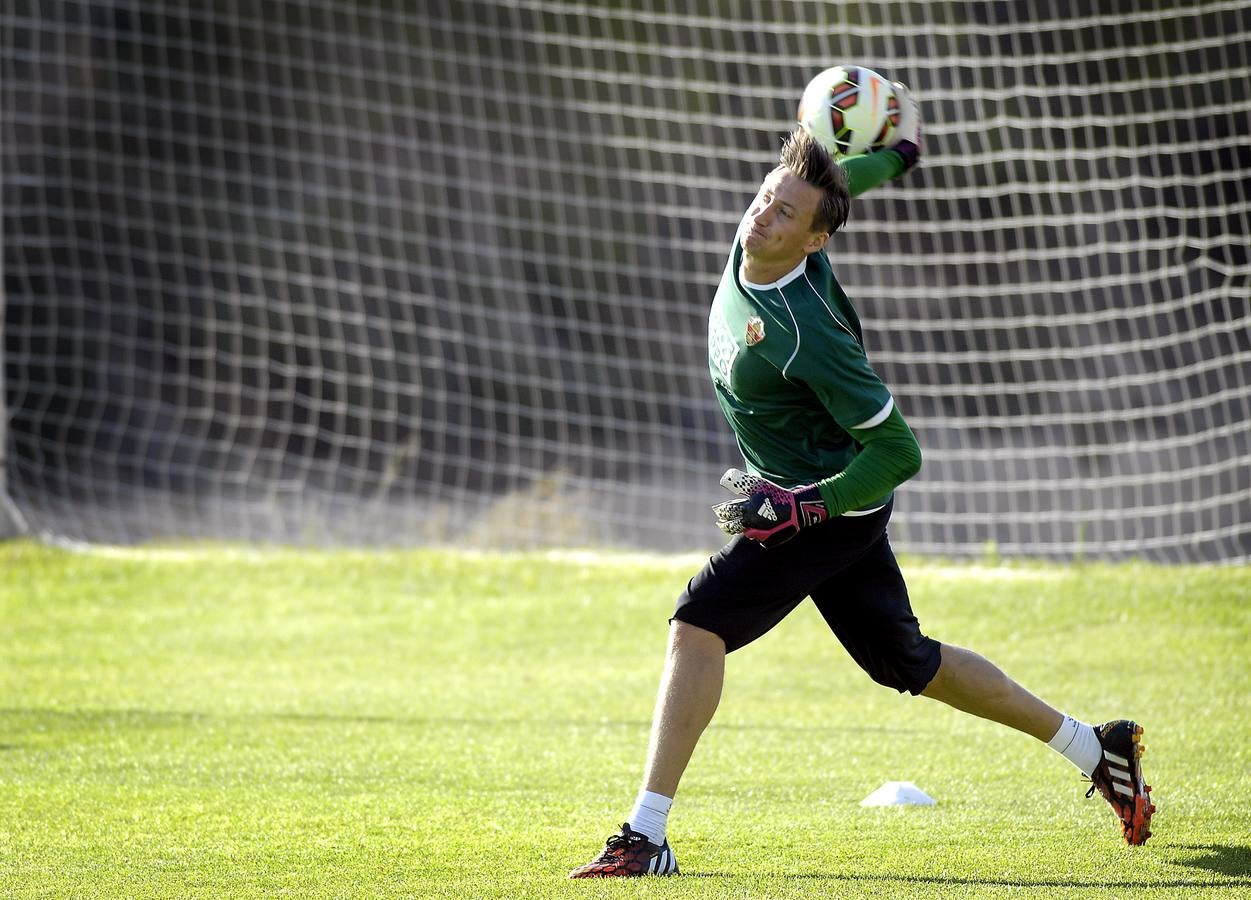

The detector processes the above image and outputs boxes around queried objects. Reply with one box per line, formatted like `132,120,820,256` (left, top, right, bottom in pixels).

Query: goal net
4,1,1249,560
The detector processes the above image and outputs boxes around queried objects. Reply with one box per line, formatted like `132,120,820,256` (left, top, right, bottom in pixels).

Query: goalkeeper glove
885,81,921,171
712,468,830,548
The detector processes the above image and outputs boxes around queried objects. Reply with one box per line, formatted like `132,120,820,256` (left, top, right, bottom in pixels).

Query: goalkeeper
570,86,1153,879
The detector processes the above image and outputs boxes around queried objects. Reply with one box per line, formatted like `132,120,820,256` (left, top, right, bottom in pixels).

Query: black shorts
673,501,941,695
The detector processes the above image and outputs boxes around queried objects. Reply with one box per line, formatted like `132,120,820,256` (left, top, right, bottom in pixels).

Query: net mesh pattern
3,1,1249,559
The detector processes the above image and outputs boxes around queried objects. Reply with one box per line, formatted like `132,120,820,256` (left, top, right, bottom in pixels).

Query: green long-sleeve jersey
707,149,921,516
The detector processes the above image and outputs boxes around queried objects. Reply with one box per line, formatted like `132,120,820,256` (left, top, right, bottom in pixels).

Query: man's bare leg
639,620,726,797
568,620,724,878
921,643,1062,740
921,642,1155,844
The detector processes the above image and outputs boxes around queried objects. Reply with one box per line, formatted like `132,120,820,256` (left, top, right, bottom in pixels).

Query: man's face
740,167,828,264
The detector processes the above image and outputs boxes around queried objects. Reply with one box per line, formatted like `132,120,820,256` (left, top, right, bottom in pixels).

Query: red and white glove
712,468,830,548
885,81,921,171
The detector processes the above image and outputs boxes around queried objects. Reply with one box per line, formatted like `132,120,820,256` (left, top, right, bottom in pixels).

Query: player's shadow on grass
688,849,1251,887
1171,843,1251,877
686,872,1251,888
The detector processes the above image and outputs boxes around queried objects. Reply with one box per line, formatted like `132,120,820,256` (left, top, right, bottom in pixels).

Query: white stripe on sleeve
852,396,895,431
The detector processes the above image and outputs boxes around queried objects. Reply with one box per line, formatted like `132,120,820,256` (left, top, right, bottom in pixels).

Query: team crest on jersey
745,315,766,346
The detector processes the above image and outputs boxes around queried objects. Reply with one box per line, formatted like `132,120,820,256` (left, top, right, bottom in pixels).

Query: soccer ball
797,65,900,159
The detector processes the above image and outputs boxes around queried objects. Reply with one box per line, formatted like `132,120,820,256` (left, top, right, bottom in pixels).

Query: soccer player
568,85,1154,879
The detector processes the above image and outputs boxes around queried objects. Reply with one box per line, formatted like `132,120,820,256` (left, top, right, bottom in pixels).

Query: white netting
3,1,1249,560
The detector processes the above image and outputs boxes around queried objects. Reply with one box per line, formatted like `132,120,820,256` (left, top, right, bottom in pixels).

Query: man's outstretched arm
839,81,921,197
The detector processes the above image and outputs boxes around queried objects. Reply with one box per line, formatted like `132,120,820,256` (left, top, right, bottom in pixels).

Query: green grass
2,541,1249,898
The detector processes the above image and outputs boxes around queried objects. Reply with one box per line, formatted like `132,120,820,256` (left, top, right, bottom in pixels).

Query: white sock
626,790,672,845
1046,715,1102,778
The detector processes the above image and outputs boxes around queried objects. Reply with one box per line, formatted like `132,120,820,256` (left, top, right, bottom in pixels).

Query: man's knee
669,618,727,655
923,644,1011,700
860,636,943,696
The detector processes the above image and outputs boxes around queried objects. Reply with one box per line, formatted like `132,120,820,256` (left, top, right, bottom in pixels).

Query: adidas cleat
1087,719,1156,845
568,823,679,878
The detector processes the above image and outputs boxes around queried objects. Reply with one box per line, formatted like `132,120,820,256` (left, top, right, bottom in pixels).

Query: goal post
2,1,1249,560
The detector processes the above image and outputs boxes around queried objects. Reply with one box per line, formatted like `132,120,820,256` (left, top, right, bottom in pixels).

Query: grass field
2,541,1249,898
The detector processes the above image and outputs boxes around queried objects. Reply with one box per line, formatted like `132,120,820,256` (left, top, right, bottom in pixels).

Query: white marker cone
859,781,936,807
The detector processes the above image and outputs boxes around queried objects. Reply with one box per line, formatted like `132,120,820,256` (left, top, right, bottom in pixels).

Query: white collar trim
740,257,807,291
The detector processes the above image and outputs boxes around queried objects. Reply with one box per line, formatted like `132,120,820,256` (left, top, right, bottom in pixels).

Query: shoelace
600,827,647,857
1086,766,1109,800
1085,772,1123,804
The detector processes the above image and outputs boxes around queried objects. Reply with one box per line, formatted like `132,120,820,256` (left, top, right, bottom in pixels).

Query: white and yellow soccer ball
797,65,900,159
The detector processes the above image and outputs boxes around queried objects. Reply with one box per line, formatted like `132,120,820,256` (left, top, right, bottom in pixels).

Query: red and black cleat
1087,720,1156,845
568,823,679,878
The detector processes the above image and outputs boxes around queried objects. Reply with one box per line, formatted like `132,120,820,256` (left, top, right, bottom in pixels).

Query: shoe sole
568,844,679,878
569,866,679,879
1124,724,1156,845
